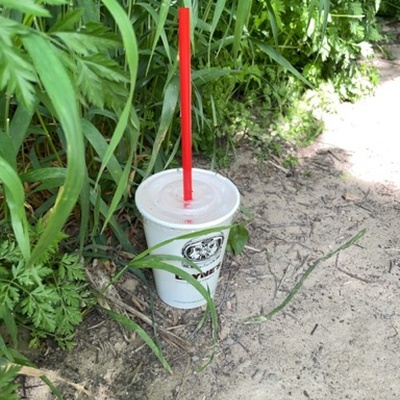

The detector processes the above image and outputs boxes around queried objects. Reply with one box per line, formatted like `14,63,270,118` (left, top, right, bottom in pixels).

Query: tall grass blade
192,67,236,85
128,258,218,367
124,224,235,265
319,0,330,40
265,0,279,47
81,119,123,183
0,336,16,362
8,104,35,157
253,40,313,88
233,0,253,58
0,156,31,260
114,228,237,369
103,308,172,373
182,0,198,36
210,0,227,39
78,170,90,251
147,0,172,71
97,0,140,234
245,229,366,324
96,0,139,185
0,133,17,169
20,168,67,183
101,148,133,229
89,189,135,252
208,0,227,61
144,77,179,177
22,33,85,266
307,0,319,35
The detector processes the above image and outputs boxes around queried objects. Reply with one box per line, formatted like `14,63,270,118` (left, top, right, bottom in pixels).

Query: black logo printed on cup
175,234,224,281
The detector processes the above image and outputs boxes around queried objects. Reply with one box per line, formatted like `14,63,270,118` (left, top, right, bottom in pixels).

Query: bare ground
21,31,400,400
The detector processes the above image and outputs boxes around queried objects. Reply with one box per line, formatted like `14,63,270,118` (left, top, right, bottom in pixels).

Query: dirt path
23,38,400,400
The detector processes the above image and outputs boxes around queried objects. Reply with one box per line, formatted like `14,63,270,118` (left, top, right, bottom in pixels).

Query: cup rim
135,168,241,230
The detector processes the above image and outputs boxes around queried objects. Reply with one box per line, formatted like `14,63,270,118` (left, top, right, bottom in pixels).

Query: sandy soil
20,32,400,400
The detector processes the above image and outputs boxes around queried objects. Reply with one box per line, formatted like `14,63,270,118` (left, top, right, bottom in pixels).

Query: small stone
219,325,230,340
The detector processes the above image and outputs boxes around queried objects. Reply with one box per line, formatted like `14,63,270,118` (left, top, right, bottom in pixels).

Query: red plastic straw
179,8,193,201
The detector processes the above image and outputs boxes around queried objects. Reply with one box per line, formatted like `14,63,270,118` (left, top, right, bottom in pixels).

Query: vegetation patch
0,0,394,397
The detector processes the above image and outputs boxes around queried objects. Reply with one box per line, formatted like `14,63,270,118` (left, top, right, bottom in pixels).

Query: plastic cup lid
135,168,240,229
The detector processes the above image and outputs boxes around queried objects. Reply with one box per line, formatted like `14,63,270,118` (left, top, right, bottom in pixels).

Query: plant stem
35,111,64,167
4,94,11,135
245,229,367,324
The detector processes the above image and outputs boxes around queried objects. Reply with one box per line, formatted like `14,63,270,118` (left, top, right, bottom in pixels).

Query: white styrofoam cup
135,168,240,309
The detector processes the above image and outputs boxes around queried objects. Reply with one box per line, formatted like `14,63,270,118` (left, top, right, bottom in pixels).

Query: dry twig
86,262,193,352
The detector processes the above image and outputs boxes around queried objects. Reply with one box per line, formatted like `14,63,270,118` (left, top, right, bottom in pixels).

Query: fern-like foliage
0,223,88,350
0,361,20,400
0,3,129,111
0,17,36,110
48,8,129,109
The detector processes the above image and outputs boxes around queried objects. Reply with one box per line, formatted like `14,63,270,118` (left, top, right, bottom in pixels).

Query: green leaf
207,0,228,62
76,54,128,108
76,0,100,23
8,104,35,156
97,0,140,234
76,167,90,251
147,0,172,70
0,156,31,261
0,0,50,17
253,39,313,88
53,24,121,56
81,119,123,184
89,188,136,252
246,229,366,324
0,362,20,400
43,0,68,4
101,148,133,229
0,308,18,349
319,0,330,44
264,0,279,47
0,284,20,312
129,258,218,369
0,335,16,362
125,224,235,265
54,284,84,336
22,32,85,267
192,67,236,85
103,308,172,373
227,223,249,255
96,0,139,185
49,8,84,32
0,20,37,110
233,0,253,57
58,253,85,281
0,133,17,170
144,77,179,177
20,168,67,183
20,286,57,331
210,0,227,39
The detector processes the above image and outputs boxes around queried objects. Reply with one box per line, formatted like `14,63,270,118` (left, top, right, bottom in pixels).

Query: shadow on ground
23,141,400,400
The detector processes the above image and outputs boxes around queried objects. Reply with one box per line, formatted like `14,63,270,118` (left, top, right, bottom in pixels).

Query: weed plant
199,1,382,161
0,0,387,396
378,0,400,17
